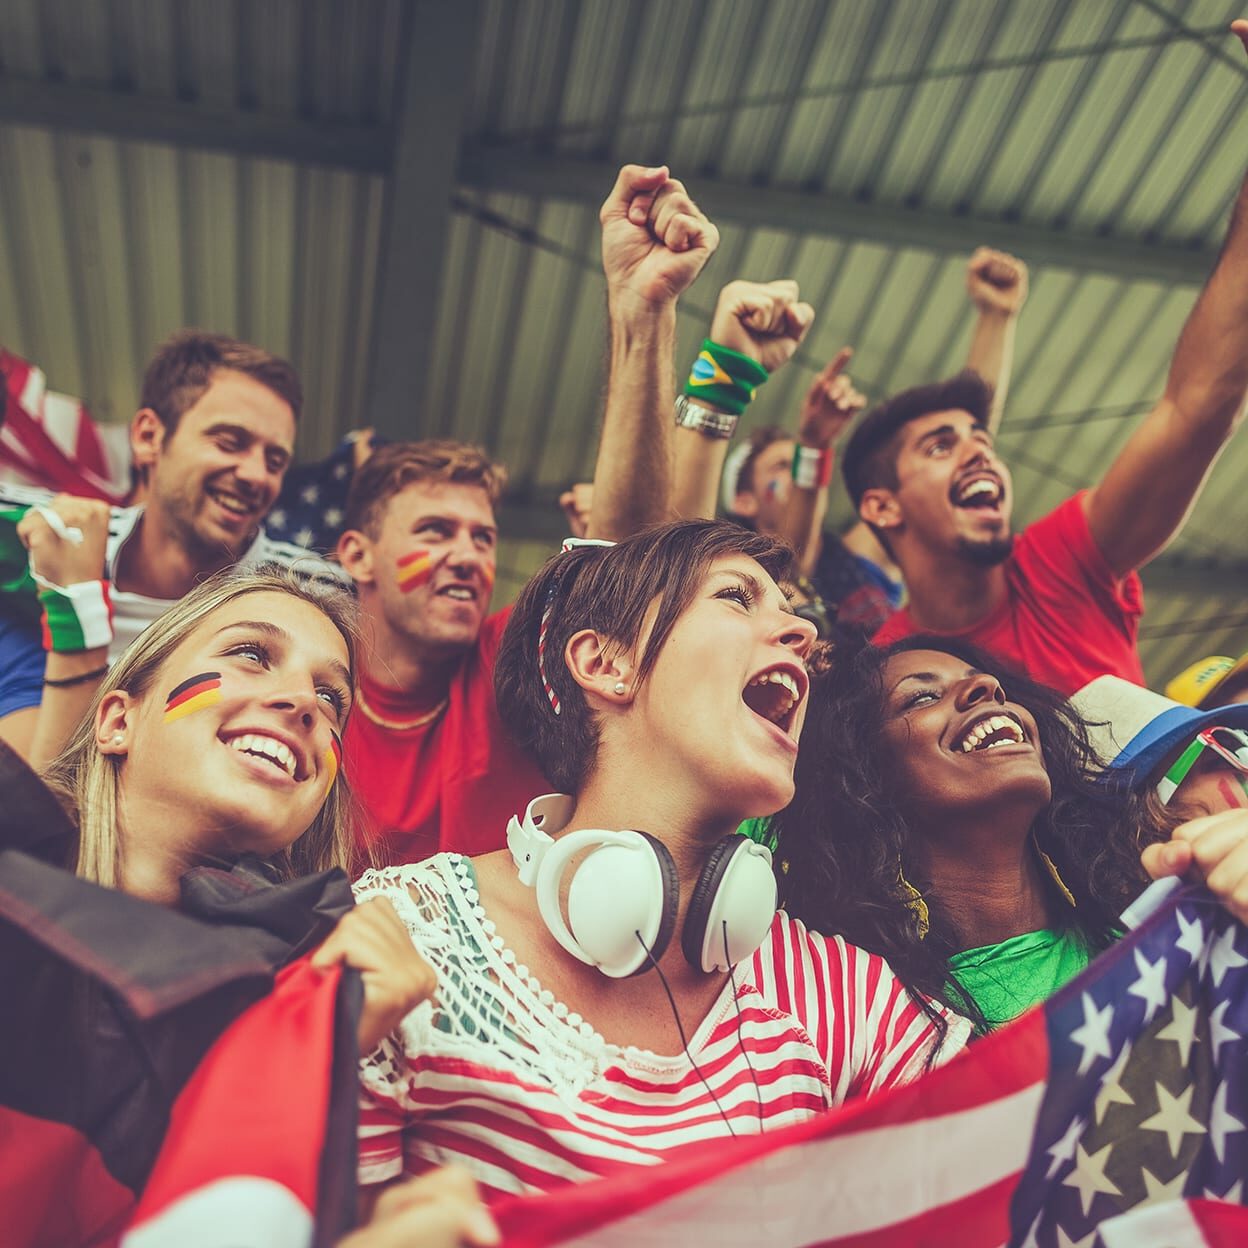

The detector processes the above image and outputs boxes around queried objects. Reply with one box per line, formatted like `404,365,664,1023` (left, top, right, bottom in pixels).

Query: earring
1036,846,1077,909
898,870,930,940
112,733,125,746
612,681,627,695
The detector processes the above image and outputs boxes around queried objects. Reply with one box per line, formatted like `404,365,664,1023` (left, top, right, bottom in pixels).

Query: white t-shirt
1,484,349,663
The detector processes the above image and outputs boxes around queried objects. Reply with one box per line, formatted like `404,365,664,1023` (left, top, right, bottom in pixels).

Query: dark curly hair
771,635,1174,1033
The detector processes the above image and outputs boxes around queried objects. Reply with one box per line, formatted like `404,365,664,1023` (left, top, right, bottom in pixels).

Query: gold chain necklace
355,686,449,732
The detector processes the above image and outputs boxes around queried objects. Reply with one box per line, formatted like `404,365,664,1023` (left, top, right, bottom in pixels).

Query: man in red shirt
842,151,1248,696
337,163,721,863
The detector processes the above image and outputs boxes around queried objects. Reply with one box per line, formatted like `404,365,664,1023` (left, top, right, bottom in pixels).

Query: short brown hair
495,520,793,793
344,439,507,537
140,330,303,436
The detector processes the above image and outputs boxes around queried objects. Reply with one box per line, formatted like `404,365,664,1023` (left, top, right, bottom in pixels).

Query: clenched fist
966,247,1028,318
709,279,814,375
600,164,719,315
16,494,111,588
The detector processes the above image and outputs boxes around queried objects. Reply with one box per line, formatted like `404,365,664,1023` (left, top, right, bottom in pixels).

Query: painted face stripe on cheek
163,672,222,723
322,732,342,792
397,550,433,592
1217,775,1248,809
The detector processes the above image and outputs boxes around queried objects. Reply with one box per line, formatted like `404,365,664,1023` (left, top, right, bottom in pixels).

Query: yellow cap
1165,654,1248,708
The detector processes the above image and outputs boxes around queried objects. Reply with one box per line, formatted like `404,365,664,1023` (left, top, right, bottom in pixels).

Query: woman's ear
565,629,636,705
96,691,136,756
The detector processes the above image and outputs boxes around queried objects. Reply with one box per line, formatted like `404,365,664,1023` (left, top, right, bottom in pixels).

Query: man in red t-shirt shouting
844,131,1248,693
336,163,722,863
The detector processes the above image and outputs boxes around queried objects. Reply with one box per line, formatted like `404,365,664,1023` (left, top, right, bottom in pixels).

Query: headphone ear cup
565,831,679,978
682,837,778,973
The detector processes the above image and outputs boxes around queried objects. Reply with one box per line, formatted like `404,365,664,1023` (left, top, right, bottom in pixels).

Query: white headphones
506,794,779,979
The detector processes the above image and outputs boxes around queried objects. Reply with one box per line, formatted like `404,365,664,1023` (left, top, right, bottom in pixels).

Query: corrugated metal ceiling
1,0,1246,680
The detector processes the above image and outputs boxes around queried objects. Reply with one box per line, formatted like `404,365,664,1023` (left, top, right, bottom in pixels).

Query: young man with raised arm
847,24,1248,695
336,164,720,865
0,332,344,766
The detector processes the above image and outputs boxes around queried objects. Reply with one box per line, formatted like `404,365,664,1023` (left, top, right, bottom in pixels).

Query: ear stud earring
612,681,627,695
112,734,125,746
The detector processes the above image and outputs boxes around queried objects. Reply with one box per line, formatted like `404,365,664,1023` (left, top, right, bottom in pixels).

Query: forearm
779,453,830,578
671,426,728,519
1165,170,1248,438
587,301,676,541
28,648,107,769
966,309,1017,434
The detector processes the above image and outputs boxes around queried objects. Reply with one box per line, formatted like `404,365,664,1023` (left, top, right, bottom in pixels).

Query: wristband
683,340,769,417
674,395,738,439
38,580,114,653
791,444,834,491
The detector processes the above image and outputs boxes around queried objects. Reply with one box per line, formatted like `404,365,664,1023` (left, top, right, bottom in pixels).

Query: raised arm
964,247,1029,434
670,279,814,520
778,350,865,577
587,165,719,541
14,496,113,769
1087,31,1248,577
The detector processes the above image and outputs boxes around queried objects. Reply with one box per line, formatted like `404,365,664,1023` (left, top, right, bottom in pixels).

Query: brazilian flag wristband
683,339,770,417
38,580,114,653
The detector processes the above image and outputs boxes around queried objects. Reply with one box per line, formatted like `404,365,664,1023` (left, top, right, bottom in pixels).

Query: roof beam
364,0,481,439
0,75,391,173
457,147,1217,287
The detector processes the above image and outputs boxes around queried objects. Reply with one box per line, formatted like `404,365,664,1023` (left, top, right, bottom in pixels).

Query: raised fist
966,247,1029,317
797,348,866,450
16,494,111,588
600,164,719,314
709,279,814,374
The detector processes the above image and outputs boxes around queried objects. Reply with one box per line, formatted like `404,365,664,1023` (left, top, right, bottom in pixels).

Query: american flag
493,884,1248,1247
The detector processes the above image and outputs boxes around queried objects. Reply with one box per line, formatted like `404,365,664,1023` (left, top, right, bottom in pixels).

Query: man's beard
956,532,1015,567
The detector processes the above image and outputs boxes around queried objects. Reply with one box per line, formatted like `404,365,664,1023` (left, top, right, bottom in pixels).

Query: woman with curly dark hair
771,636,1185,1033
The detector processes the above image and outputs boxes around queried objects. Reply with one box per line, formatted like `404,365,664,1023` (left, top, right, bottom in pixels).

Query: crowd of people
4,42,1248,1248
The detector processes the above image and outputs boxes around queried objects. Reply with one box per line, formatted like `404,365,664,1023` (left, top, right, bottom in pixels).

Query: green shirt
948,928,1094,1031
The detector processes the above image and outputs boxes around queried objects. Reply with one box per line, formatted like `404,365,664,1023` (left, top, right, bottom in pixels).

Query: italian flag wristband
792,444,834,490
683,339,770,417
38,580,114,653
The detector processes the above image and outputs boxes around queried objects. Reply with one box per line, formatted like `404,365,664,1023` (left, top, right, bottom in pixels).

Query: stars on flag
1010,890,1248,1244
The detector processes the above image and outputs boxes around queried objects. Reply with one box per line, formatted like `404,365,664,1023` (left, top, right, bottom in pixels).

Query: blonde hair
41,566,361,891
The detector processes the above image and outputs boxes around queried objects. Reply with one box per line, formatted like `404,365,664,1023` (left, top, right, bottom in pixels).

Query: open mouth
436,583,477,603
207,488,257,520
954,712,1027,754
742,665,807,738
951,474,1004,510
224,732,302,780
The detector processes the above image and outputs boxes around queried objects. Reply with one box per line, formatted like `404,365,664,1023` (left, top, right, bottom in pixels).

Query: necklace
355,686,449,731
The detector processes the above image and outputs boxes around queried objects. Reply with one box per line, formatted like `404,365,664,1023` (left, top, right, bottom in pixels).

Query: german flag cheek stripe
322,732,341,792
163,672,222,723
397,549,433,593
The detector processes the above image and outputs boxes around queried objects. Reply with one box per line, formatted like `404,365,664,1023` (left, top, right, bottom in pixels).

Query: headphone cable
636,932,736,1137
723,920,765,1133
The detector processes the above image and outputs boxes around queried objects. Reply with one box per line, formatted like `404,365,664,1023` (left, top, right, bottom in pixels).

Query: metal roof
1,0,1246,681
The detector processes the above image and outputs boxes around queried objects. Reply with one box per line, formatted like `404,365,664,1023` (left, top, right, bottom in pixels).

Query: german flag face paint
397,548,434,593
164,672,222,723
322,731,342,794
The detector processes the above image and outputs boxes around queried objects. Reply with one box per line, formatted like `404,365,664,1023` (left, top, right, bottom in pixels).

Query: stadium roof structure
2,0,1246,680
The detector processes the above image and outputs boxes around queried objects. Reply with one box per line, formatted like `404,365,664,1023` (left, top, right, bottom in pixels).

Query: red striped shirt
355,855,969,1200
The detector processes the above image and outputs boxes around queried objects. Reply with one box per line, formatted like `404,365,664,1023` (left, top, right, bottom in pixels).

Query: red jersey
344,607,548,865
872,492,1145,696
